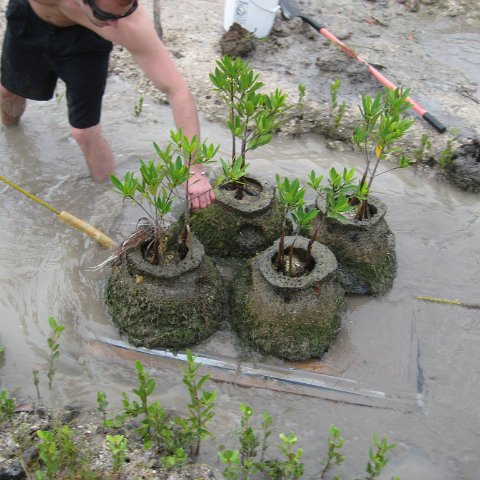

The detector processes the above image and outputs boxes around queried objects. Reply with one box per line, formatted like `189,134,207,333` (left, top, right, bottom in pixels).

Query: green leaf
48,316,58,330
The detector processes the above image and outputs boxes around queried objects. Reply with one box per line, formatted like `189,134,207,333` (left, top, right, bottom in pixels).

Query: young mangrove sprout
210,54,288,199
353,87,414,220
111,129,220,264
46,316,65,391
275,175,320,277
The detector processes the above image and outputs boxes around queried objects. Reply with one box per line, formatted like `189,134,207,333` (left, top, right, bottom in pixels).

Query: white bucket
224,0,280,38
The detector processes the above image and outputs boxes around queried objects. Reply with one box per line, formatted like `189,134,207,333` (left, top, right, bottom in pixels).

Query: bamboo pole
0,175,116,249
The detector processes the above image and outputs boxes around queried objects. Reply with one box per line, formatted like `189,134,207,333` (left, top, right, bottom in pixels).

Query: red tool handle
319,27,446,133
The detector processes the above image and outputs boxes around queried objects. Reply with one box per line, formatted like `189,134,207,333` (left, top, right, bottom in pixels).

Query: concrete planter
189,175,284,258
105,236,226,350
312,195,396,296
230,236,345,361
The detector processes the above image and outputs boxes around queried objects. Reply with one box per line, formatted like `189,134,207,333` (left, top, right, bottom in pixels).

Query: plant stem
288,240,296,277
305,226,318,270
277,229,285,274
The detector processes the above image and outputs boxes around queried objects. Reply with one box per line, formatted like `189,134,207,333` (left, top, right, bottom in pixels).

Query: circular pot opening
258,236,338,290
316,194,386,227
343,197,378,222
126,234,204,279
214,174,275,213
141,241,187,266
271,246,316,277
222,176,263,198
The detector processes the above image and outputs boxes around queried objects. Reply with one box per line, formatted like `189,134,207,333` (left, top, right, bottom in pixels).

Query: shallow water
1,74,480,478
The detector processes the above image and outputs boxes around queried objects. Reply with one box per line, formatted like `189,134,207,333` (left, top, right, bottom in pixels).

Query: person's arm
127,20,201,140
75,7,215,208
123,15,215,209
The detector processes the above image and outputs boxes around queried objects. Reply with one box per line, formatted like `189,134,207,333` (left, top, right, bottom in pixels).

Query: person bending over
0,0,215,210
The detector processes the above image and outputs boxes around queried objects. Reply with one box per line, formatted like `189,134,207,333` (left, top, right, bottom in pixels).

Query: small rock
0,463,25,480
445,138,480,191
219,23,256,57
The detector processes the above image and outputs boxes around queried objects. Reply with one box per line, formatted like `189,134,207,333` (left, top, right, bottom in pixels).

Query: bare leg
71,124,115,182
0,85,26,126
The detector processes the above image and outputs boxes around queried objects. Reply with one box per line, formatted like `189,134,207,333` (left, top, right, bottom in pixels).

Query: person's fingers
202,191,213,208
189,181,215,211
190,194,201,211
204,190,215,208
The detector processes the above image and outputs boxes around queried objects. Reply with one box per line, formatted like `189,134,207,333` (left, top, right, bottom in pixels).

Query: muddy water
1,75,479,478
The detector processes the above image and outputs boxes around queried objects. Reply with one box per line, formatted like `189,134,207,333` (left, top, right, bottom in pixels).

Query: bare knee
71,126,91,147
0,84,16,99
71,124,104,151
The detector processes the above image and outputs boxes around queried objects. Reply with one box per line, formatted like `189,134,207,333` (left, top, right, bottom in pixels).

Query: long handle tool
279,0,447,133
0,175,116,249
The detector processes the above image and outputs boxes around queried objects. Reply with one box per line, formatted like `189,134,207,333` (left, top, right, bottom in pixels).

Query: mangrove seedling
218,403,266,479
118,361,185,455
0,389,16,422
107,354,216,461
293,83,307,135
319,424,345,479
46,316,65,391
275,175,320,277
365,433,397,479
34,425,98,480
96,391,109,423
35,430,60,480
438,127,460,169
298,83,306,117
330,79,347,128
106,434,128,476
353,87,414,220
111,129,220,264
210,54,289,198
307,167,357,222
414,133,432,163
181,350,217,456
277,168,358,277
134,95,144,117
264,432,304,480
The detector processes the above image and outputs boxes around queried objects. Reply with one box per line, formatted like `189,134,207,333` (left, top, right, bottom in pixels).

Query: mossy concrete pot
105,236,226,350
190,175,284,258
312,195,396,296
230,236,345,361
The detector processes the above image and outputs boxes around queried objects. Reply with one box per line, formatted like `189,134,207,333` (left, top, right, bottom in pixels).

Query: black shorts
0,0,113,129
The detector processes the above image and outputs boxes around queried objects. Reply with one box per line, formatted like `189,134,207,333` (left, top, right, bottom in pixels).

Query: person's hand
188,171,216,211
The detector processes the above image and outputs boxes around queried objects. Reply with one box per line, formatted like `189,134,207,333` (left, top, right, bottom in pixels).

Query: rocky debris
219,22,256,57
0,406,222,480
445,138,480,192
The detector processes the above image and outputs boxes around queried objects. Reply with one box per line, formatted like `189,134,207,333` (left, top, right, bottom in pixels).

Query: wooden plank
86,338,423,411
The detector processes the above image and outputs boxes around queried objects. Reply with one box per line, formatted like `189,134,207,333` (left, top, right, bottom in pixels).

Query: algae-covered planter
230,236,345,361
311,86,413,295
313,194,396,296
193,55,288,258
105,235,226,350
105,130,226,350
190,175,284,258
